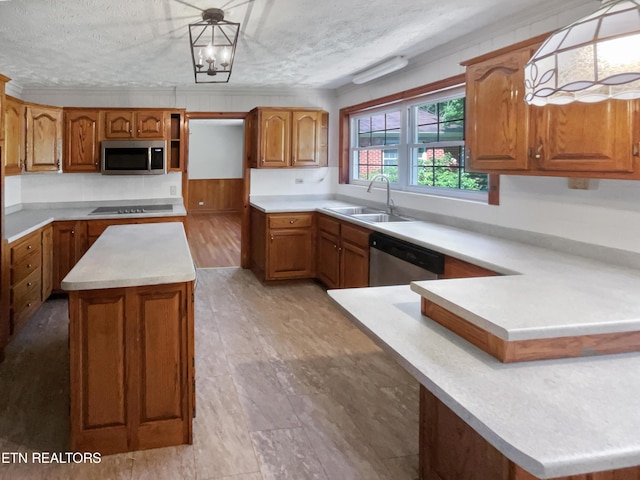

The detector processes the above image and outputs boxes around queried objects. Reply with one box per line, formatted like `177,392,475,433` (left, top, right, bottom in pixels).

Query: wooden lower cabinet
316,214,371,289
420,387,640,480
69,281,194,455
7,225,53,337
52,221,88,292
250,208,315,280
442,255,499,279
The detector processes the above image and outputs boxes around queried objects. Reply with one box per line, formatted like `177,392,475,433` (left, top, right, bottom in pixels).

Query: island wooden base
421,298,640,363
419,387,640,480
69,281,194,455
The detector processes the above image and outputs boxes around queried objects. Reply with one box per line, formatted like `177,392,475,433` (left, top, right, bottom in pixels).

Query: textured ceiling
0,0,590,89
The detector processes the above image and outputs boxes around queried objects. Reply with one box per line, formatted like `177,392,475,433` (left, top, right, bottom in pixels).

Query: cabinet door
4,96,25,175
259,110,291,167
135,111,165,139
69,289,129,453
41,225,53,301
340,239,370,288
291,110,320,167
535,100,634,172
52,221,88,291
103,111,134,138
64,109,101,172
25,105,62,172
266,228,314,279
134,283,193,450
465,49,531,172
316,230,340,288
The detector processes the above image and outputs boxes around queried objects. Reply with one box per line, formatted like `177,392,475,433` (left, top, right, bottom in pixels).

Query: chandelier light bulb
205,43,215,61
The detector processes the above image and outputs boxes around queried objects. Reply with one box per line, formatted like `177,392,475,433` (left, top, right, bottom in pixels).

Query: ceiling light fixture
189,8,240,84
525,0,640,105
352,56,409,85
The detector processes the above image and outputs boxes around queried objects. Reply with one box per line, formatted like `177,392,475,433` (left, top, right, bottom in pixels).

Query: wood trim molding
488,174,500,206
421,298,640,363
338,74,466,185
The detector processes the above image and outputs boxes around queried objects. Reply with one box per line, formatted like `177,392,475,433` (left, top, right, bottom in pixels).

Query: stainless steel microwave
101,140,166,175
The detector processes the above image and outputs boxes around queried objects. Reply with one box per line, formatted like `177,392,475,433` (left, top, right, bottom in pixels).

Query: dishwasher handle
369,232,445,275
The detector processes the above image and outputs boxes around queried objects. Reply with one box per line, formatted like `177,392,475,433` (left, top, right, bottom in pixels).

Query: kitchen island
61,222,196,455
329,286,640,480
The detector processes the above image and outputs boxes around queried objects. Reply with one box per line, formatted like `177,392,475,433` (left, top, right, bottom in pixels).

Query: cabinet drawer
12,248,42,285
341,223,371,248
10,230,41,263
268,213,313,229
317,214,340,236
12,268,42,310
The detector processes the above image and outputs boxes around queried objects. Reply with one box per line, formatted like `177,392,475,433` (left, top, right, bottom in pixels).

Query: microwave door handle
148,148,152,171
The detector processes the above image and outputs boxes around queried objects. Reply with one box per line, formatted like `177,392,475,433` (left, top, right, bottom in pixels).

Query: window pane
386,128,400,145
461,172,489,191
358,117,371,134
369,131,386,146
417,124,438,143
385,111,401,130
353,148,392,180
440,121,464,141
438,98,465,122
358,131,371,147
433,167,462,189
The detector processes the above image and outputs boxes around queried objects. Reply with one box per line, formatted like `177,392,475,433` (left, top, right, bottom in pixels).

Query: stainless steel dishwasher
369,232,445,286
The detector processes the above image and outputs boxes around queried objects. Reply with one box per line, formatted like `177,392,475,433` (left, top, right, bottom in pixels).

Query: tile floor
0,268,419,480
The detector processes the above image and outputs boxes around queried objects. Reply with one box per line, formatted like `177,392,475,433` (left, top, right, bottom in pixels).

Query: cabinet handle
529,145,543,159
27,303,33,307
27,264,32,269
292,156,296,164
465,148,471,162
27,245,32,250
333,244,337,249
71,230,75,235
27,282,33,287
261,157,265,165
270,234,274,241
633,143,640,157
289,219,295,224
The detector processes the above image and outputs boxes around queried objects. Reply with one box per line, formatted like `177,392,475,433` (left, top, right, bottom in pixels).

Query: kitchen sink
326,206,384,215
351,213,412,223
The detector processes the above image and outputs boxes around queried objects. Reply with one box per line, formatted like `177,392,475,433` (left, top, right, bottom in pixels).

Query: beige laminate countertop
61,222,195,290
4,200,186,244
250,196,640,342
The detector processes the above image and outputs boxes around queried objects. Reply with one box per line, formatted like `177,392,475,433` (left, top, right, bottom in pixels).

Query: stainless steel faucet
366,174,395,214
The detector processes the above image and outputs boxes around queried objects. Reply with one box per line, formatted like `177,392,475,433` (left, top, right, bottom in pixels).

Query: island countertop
61,222,195,291
328,285,640,479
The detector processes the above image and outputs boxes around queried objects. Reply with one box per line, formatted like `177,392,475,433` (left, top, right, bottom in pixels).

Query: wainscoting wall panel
188,179,244,213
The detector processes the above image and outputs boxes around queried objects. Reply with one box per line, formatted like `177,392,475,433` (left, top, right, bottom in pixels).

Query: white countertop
61,222,195,290
4,200,186,244
328,285,640,479
252,196,640,342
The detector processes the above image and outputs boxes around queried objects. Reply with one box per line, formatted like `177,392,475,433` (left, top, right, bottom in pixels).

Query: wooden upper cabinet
135,111,166,138
64,109,101,172
4,96,25,176
103,110,165,139
250,107,328,168
25,105,63,172
292,110,321,167
103,111,134,138
534,100,635,173
465,49,531,172
260,109,291,167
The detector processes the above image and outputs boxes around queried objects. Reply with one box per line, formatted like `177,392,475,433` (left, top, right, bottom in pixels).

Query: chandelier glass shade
189,8,240,84
524,0,640,105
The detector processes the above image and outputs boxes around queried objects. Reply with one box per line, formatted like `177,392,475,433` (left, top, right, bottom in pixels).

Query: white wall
188,120,244,179
4,175,21,207
19,172,182,203
335,2,640,254
251,167,337,197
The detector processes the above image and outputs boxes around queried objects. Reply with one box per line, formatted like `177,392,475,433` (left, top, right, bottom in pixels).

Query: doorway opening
185,116,246,268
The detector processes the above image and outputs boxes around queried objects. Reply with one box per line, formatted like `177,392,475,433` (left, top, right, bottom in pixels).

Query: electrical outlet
295,178,303,184
170,185,177,196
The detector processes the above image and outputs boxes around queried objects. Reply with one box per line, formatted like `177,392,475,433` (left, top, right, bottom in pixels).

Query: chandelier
189,8,240,83
524,0,640,105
